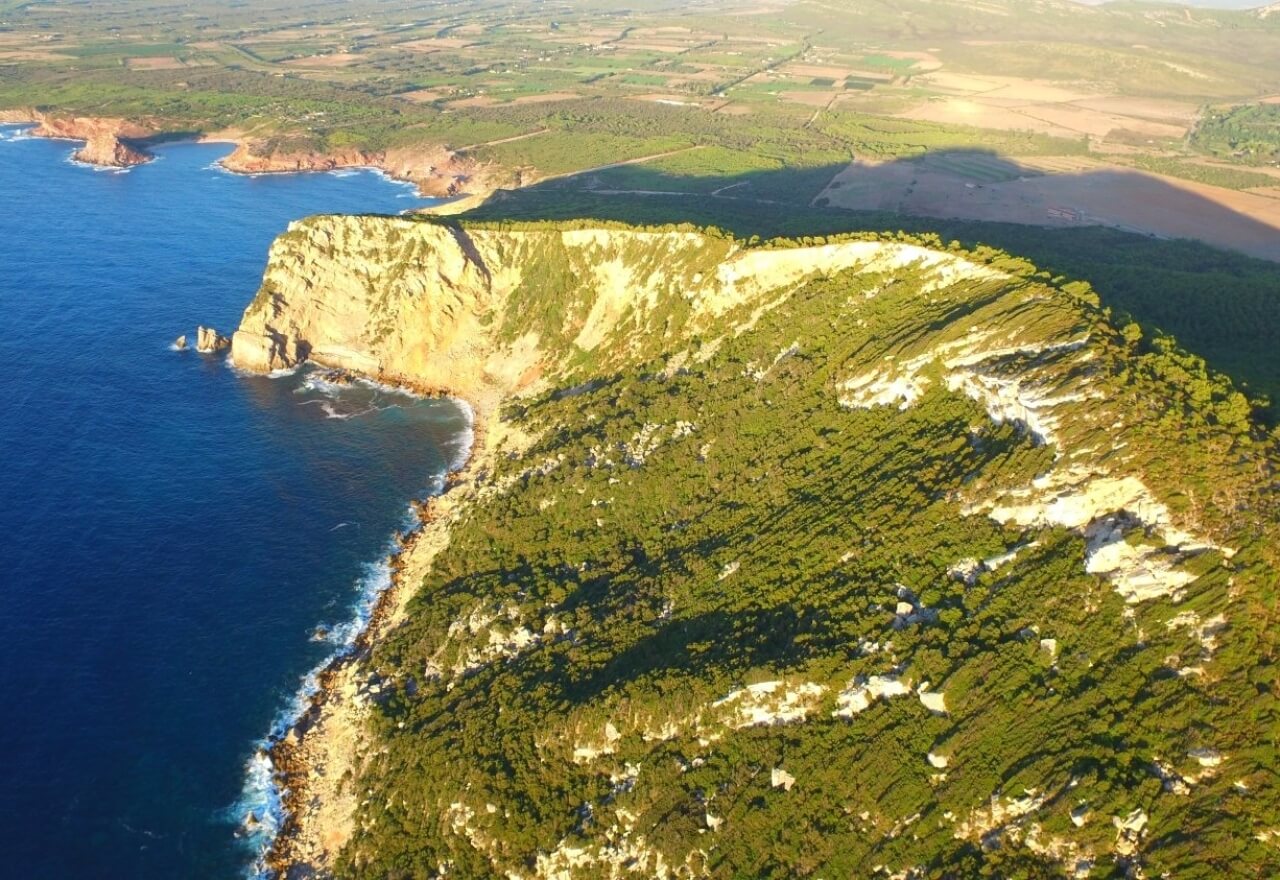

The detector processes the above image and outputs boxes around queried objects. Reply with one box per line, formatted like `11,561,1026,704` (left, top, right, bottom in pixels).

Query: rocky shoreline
258,396,498,879
0,108,155,167
0,109,499,201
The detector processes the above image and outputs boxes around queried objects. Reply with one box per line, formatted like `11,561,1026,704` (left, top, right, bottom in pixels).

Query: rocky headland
216,138,499,200
17,111,156,167
226,216,1240,878
1,108,501,200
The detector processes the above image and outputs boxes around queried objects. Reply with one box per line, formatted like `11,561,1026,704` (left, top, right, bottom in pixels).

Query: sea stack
196,326,230,353
173,334,187,350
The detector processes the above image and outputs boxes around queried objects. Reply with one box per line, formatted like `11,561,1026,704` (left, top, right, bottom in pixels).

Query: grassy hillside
296,222,1280,879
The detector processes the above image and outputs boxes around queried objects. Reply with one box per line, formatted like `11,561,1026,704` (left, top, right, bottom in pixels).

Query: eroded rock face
31,115,153,167
228,217,1001,414
219,141,491,198
196,326,231,353
76,133,151,168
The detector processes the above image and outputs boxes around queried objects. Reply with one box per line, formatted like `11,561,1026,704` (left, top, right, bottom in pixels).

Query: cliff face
0,108,37,124
219,141,491,198
230,217,996,411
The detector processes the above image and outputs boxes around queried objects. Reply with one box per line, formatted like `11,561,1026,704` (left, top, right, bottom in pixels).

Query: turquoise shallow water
0,128,468,877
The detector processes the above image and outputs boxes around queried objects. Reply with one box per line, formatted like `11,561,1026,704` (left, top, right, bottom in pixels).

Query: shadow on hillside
556,603,836,707
463,148,1280,407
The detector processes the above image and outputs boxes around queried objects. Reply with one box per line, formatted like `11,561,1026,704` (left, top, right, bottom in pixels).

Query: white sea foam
64,153,134,174
232,552,395,878
231,384,472,876
294,370,428,419
224,359,302,380
202,161,420,199
449,397,477,471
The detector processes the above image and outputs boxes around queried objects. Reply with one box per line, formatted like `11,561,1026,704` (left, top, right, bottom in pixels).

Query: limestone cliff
230,217,994,411
232,217,1236,605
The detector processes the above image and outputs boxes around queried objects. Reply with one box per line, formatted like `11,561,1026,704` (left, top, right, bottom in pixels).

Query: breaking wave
229,370,472,876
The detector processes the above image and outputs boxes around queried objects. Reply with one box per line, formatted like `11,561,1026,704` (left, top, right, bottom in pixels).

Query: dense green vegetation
328,222,1279,879
1127,155,1279,191
1192,104,1280,166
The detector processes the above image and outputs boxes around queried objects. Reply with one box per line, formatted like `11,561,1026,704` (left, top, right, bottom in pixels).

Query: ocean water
0,128,470,877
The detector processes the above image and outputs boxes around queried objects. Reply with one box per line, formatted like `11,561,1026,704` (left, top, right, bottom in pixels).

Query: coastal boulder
174,335,187,350
196,326,231,353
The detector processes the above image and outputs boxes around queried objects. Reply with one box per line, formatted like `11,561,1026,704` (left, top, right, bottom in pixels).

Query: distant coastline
0,109,490,209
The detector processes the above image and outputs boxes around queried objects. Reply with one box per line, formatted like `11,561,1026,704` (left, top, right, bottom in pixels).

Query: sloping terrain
233,218,1279,879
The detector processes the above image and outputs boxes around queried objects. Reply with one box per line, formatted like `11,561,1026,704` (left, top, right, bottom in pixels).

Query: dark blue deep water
0,128,469,878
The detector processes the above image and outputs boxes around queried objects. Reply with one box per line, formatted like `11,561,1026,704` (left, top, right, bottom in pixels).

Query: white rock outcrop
833,674,911,717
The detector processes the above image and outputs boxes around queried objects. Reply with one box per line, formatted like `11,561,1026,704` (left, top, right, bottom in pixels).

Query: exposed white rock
917,683,948,714
892,585,938,629
947,557,983,585
712,680,827,728
771,767,796,791
1085,517,1197,604
621,423,664,467
927,752,949,769
1112,808,1148,858
947,544,1034,586
834,674,911,717
972,471,1229,605
840,326,1091,449
943,339,1093,448
1188,748,1222,768
534,828,671,880
841,365,931,410
424,603,548,683
1022,822,1095,879
984,543,1034,572
1153,757,1192,795
707,241,1003,317
572,722,622,763
1165,610,1228,676
954,790,1046,840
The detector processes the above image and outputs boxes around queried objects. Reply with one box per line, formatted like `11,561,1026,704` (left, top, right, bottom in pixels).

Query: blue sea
0,127,470,877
